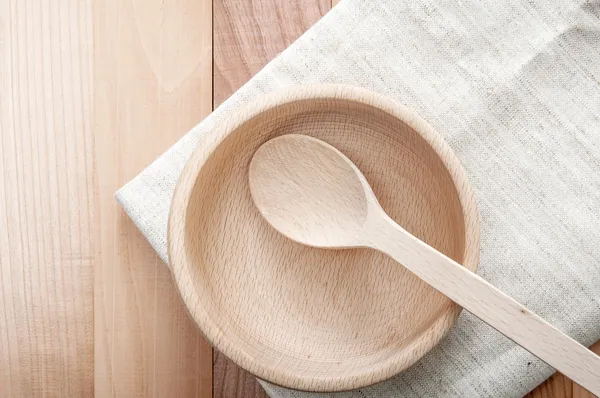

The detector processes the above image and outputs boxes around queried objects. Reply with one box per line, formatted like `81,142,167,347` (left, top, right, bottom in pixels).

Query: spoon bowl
168,85,480,391
249,134,370,248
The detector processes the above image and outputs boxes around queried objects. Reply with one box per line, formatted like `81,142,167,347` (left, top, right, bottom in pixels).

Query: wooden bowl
168,85,480,392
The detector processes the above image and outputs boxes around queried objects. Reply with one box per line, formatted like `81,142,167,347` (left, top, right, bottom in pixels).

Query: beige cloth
116,0,600,396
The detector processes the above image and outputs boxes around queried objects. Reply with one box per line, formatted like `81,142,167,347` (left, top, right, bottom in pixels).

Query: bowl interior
178,95,478,391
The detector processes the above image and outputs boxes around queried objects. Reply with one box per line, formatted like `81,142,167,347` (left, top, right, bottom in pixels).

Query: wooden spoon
248,133,600,394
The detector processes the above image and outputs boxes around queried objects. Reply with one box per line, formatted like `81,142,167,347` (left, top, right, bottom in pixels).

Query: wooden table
0,0,597,396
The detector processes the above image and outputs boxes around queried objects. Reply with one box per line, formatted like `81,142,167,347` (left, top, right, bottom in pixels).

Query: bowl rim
168,84,480,392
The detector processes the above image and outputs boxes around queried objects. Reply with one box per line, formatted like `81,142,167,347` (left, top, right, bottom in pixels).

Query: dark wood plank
526,373,573,398
213,353,268,398
213,0,330,108
212,0,329,396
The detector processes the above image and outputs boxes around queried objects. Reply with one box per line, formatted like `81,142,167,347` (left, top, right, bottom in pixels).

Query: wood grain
0,0,94,396
528,372,573,398
213,0,330,108
212,1,329,395
93,0,213,396
213,354,267,398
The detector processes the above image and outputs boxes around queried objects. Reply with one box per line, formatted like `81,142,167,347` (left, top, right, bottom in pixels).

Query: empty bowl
168,85,480,391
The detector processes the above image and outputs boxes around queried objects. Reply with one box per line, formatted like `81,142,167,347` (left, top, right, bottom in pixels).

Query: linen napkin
116,0,600,396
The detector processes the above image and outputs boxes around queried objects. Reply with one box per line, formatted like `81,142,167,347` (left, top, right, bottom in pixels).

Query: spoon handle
369,214,600,395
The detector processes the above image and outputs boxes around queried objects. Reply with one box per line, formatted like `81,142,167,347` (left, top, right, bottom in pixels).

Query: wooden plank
213,0,330,107
0,0,94,396
212,0,329,396
526,373,573,398
93,0,213,396
213,354,268,398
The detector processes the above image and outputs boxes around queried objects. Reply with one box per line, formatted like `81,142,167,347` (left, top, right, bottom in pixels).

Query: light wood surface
0,1,94,396
1,0,597,396
93,0,212,396
168,86,481,392
251,134,600,395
